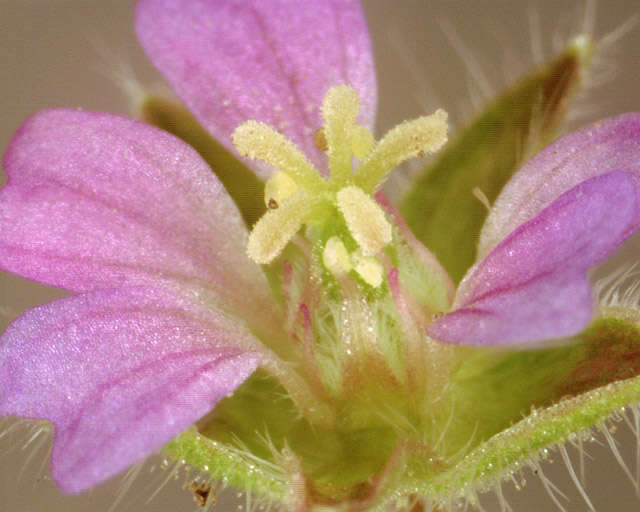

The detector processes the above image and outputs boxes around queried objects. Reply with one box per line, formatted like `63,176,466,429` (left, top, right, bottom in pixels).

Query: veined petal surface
429,171,640,345
0,109,275,329
479,113,640,258
135,0,376,176
0,286,261,493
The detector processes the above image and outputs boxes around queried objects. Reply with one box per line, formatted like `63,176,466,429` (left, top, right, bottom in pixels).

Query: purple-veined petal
428,171,640,345
0,286,261,493
0,109,277,332
479,113,640,258
135,0,376,176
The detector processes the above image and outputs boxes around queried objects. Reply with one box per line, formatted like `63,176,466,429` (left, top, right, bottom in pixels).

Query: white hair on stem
633,405,640,491
89,35,174,116
438,18,494,114
17,426,51,484
107,461,146,512
558,443,595,511
0,419,52,488
599,421,639,494
595,262,640,309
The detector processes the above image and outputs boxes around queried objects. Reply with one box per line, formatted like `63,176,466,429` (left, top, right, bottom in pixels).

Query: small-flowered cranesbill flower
2,0,640,510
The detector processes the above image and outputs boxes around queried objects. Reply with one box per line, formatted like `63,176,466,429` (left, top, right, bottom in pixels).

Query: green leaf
400,37,592,283
140,96,266,227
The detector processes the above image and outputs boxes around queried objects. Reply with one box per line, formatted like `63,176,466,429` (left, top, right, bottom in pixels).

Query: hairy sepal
164,370,400,507
398,311,640,503
400,37,592,283
162,311,640,508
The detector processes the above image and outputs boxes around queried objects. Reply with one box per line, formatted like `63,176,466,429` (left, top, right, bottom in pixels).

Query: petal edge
0,286,261,492
429,171,640,345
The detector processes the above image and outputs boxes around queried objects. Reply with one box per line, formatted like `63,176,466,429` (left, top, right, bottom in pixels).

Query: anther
236,85,448,272
247,194,312,264
337,186,392,256
264,171,299,209
233,120,323,188
322,236,352,276
353,254,383,288
322,85,363,184
355,109,448,193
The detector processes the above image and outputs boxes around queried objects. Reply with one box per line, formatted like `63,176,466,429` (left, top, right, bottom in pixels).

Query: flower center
232,85,448,286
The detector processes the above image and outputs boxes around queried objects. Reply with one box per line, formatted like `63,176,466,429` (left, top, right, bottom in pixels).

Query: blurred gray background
1,1,639,510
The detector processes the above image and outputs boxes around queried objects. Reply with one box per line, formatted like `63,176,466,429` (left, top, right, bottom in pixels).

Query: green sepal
163,428,287,500
162,311,640,507
195,370,299,460
140,96,266,227
402,373,640,503
400,37,592,283
163,369,401,506
163,370,292,501
399,310,640,502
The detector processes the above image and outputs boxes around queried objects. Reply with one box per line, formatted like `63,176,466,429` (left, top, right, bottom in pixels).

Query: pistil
233,84,448,287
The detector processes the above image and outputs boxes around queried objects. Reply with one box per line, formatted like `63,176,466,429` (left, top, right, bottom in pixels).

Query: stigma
233,85,448,286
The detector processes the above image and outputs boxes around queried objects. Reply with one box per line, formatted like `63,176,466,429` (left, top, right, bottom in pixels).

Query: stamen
322,236,352,276
349,124,375,160
238,86,448,272
353,254,383,288
355,109,448,193
232,120,324,188
247,194,312,264
337,186,392,256
322,85,361,183
264,171,299,208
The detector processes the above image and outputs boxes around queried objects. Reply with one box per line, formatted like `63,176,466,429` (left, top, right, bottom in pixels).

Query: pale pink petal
0,286,261,493
135,0,376,176
479,113,640,258
0,109,276,329
428,171,640,345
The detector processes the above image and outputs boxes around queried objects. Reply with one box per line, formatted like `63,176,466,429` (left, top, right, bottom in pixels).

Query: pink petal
428,171,640,345
0,286,261,493
479,113,640,258
135,0,376,176
0,109,275,329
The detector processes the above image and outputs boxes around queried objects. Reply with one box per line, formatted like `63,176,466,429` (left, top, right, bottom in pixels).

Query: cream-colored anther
322,236,352,276
337,186,392,256
232,120,323,188
322,85,361,183
353,254,383,288
322,85,360,124
247,195,310,264
264,171,299,208
356,109,448,193
349,124,375,160
239,86,449,270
